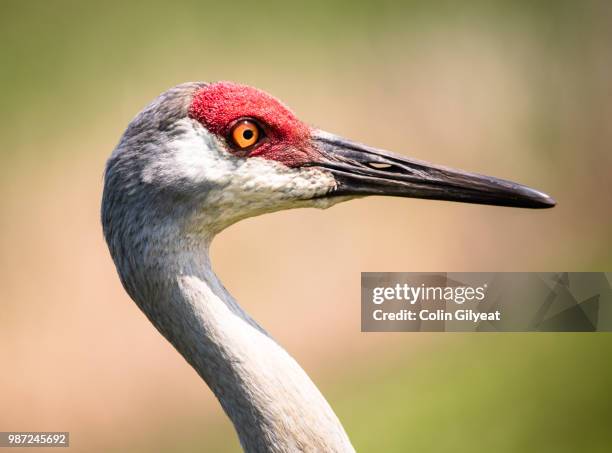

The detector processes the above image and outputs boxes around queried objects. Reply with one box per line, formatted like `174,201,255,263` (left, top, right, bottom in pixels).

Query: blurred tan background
1,1,611,452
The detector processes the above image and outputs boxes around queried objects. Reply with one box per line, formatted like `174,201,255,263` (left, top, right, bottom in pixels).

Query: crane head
104,81,555,236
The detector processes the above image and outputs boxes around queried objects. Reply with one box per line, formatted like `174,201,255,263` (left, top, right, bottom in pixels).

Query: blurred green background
1,1,611,452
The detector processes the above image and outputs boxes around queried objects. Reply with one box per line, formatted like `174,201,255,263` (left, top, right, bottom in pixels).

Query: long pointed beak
311,130,556,209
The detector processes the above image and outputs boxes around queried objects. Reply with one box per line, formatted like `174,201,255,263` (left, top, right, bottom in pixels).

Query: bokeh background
1,1,611,452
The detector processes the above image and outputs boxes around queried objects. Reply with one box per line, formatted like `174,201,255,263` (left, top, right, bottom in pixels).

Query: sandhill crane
101,81,555,452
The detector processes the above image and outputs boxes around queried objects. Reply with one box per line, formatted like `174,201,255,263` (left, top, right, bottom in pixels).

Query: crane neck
130,231,355,453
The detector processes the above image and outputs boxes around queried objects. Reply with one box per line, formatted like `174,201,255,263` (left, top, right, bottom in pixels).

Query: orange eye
230,120,260,149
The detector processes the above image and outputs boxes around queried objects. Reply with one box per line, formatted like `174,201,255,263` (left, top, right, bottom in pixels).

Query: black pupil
242,129,254,140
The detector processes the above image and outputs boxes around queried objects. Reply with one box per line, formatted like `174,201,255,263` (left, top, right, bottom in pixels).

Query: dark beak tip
541,195,557,208
532,197,556,209
521,187,557,209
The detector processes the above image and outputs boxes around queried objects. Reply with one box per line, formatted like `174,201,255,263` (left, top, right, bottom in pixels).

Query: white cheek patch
150,118,338,226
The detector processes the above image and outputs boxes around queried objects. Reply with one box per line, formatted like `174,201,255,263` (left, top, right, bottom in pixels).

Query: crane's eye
230,119,261,150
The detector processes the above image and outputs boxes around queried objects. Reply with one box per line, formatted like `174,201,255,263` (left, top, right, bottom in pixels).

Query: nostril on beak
367,162,392,170
365,162,406,174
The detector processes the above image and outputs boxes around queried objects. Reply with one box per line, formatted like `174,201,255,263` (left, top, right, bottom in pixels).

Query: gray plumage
102,82,354,452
